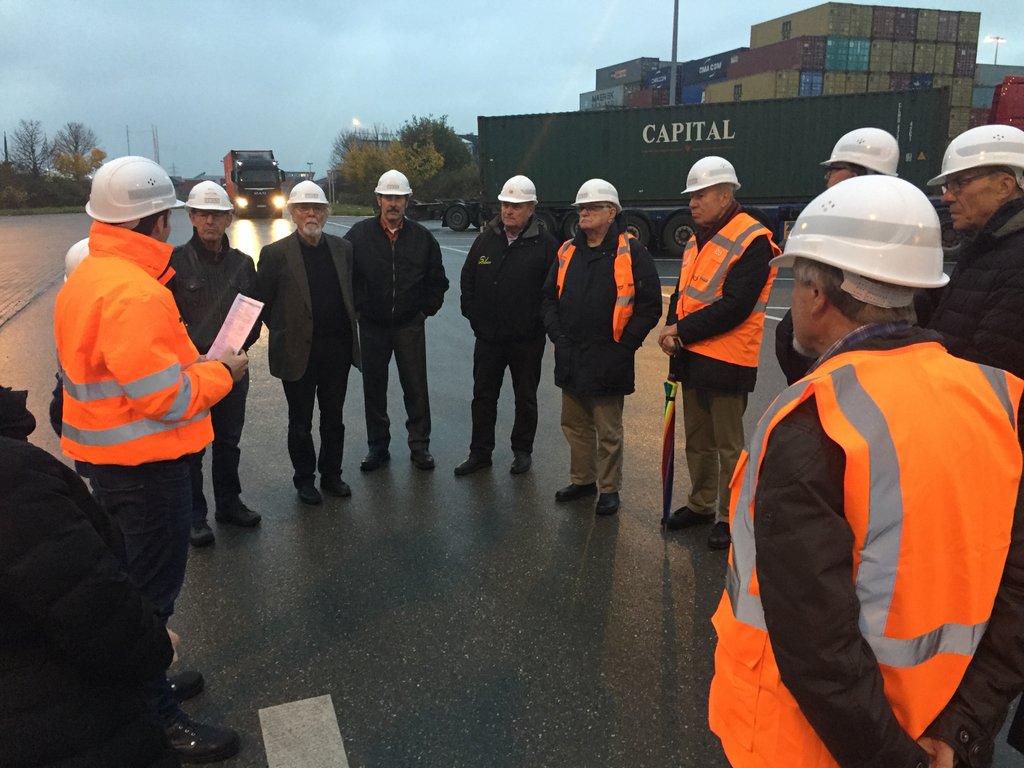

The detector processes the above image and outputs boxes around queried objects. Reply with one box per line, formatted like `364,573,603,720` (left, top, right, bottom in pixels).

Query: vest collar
88,221,175,285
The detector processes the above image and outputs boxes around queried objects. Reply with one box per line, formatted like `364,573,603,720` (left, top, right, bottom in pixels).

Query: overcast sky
2,0,1020,180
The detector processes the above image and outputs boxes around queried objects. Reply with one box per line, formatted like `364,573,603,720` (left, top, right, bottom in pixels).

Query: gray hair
792,257,917,325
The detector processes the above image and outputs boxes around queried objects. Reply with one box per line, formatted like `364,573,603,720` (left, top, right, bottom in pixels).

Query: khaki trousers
681,387,748,523
560,391,625,493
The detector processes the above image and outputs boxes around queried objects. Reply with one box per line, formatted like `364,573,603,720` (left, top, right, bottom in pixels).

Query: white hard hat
821,127,899,176
574,178,621,212
374,169,413,196
85,156,184,223
186,181,233,211
928,124,1024,187
287,180,329,206
683,156,741,194
498,175,538,204
771,176,948,291
64,238,89,281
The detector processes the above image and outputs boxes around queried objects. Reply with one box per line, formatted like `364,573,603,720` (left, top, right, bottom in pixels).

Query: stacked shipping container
702,2,980,140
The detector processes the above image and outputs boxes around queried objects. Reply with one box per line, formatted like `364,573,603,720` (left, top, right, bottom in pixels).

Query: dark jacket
541,222,662,396
923,196,1024,379
0,390,176,768
345,216,448,327
254,231,360,382
754,327,1024,768
774,309,816,385
666,205,774,393
168,231,261,354
461,215,557,342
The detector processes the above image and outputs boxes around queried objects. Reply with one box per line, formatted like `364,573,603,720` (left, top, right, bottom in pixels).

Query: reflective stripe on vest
727,348,1020,667
62,409,210,448
674,213,779,367
556,233,635,342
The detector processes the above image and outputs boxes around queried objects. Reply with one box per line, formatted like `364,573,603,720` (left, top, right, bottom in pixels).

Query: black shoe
164,711,240,763
664,505,714,531
321,475,352,498
510,451,532,475
214,500,261,527
708,521,732,550
411,449,435,471
169,670,205,702
454,453,491,476
554,482,598,503
297,483,322,506
189,521,215,547
360,451,390,472
595,492,620,516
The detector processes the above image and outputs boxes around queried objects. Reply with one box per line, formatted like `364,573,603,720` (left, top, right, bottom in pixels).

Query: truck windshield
238,170,280,185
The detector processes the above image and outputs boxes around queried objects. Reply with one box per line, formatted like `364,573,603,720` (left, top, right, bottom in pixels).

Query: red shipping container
954,45,977,77
729,37,825,79
993,78,1024,121
872,6,895,39
890,73,912,90
894,8,918,40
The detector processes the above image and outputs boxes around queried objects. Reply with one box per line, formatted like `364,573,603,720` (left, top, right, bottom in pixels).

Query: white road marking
259,694,349,768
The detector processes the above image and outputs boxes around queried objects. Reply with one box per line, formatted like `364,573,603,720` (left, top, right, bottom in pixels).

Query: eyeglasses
823,163,861,180
577,203,613,213
941,170,996,196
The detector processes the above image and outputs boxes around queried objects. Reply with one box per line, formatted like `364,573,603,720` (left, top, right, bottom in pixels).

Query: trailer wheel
536,211,557,235
661,212,696,258
622,213,652,247
561,211,580,240
445,204,471,232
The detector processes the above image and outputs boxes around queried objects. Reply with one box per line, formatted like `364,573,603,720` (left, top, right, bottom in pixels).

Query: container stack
580,58,661,111
698,2,980,140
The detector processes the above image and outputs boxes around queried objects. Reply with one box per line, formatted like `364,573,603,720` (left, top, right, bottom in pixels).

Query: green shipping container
891,41,916,72
957,12,980,44
933,43,956,76
870,40,893,72
951,77,974,107
477,89,949,207
868,73,891,92
916,9,939,41
914,42,936,72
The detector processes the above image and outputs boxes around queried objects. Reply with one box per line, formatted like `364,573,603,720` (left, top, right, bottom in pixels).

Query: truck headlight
236,197,249,208
272,195,286,209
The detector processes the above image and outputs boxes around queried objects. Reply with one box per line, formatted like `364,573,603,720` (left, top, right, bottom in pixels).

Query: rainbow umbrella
661,379,679,525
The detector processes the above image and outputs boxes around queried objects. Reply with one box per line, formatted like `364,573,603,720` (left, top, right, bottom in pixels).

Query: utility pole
669,0,680,106
3,131,8,164
152,125,160,165
126,125,131,155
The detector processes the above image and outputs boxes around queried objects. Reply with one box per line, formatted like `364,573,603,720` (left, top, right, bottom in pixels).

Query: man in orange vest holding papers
659,156,778,550
55,156,246,763
708,175,1024,768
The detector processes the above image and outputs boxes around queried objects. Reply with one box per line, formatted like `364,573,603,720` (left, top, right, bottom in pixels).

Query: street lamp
985,35,1007,65
306,162,313,178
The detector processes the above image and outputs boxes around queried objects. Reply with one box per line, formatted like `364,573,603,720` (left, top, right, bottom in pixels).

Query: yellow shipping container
916,9,939,41
846,73,867,93
957,12,980,44
871,40,893,72
777,71,800,98
933,43,956,76
850,4,873,37
751,3,841,48
948,106,971,140
824,72,848,96
951,76,973,107
914,43,936,72
891,41,915,72
868,73,891,92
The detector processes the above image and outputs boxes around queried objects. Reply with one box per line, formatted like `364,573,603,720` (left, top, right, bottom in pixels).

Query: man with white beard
254,181,361,505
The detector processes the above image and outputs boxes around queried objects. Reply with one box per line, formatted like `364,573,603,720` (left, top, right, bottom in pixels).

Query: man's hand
218,349,249,382
917,737,954,768
658,324,681,356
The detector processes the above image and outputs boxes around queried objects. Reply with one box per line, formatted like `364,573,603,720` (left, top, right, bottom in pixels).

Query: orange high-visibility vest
709,341,1023,768
54,221,233,466
556,232,635,342
674,212,779,367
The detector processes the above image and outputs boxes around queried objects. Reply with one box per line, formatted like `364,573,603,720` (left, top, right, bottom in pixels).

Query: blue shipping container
681,84,705,104
681,47,746,84
800,71,824,97
910,73,934,90
645,65,680,90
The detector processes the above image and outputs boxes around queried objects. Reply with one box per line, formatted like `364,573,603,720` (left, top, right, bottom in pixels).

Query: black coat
461,215,557,342
254,231,361,381
0,435,175,767
169,232,260,355
924,197,1024,379
541,222,662,396
345,216,448,327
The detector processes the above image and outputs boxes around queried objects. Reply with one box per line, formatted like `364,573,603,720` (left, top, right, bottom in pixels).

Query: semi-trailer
222,150,286,219
476,89,953,254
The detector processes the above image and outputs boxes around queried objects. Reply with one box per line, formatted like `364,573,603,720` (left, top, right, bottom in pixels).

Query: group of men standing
25,117,1024,766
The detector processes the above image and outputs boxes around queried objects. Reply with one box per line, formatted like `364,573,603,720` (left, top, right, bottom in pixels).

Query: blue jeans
90,457,192,721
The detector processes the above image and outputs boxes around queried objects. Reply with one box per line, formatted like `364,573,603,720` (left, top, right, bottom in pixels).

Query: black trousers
281,336,352,486
189,370,249,521
470,336,546,456
359,316,430,452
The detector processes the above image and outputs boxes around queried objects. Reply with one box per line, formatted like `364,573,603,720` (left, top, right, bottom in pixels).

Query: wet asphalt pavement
1,212,1019,767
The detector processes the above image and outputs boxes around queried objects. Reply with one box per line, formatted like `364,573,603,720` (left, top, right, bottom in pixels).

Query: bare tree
52,121,100,157
12,119,51,176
